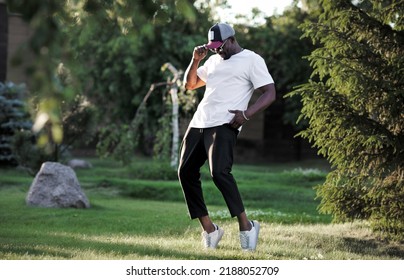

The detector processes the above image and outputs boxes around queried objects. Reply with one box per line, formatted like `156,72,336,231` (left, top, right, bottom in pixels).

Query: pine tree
290,0,403,239
0,82,32,165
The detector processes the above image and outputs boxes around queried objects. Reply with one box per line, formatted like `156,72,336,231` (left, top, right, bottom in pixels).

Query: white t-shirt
189,49,274,129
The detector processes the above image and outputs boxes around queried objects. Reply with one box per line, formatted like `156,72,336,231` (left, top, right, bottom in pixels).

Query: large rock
26,162,90,208
67,159,93,170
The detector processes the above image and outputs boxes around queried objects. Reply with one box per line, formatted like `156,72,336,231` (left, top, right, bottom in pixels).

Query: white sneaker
202,224,224,249
240,220,260,251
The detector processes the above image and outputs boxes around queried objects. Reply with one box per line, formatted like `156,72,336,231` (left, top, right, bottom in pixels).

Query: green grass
0,157,403,260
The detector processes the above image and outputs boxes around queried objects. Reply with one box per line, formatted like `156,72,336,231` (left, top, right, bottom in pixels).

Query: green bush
10,93,95,175
127,160,177,180
11,130,55,175
0,77,96,174
0,82,60,174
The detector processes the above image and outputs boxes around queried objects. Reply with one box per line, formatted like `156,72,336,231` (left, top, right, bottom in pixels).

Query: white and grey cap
205,23,235,49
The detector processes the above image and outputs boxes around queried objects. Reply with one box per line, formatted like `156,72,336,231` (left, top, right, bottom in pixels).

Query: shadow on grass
0,246,73,259
0,232,212,260
341,237,404,259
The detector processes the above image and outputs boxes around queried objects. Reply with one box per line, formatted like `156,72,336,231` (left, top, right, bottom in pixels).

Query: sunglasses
209,39,228,53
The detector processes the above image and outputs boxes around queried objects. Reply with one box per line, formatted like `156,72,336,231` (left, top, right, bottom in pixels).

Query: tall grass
0,157,402,260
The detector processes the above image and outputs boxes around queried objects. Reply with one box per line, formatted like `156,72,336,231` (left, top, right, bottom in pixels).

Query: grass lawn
0,157,403,260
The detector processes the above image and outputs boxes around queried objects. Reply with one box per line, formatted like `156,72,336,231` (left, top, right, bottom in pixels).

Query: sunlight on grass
210,209,324,223
2,221,402,260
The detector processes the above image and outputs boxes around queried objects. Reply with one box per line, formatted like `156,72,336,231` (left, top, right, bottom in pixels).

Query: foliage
153,72,196,163
63,0,206,163
153,98,173,161
7,0,203,163
0,82,53,174
11,131,54,175
6,0,75,146
11,92,96,175
290,0,403,239
0,76,95,173
54,63,97,155
234,3,316,132
0,82,31,165
7,62,96,174
6,0,326,165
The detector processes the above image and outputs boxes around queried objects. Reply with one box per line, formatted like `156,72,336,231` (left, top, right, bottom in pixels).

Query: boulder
67,159,93,169
26,162,90,208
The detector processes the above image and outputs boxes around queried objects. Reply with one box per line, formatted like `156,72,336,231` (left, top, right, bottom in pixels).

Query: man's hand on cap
193,45,208,61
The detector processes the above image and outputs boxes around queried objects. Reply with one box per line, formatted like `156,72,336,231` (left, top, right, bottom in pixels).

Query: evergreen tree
0,82,31,165
290,0,403,238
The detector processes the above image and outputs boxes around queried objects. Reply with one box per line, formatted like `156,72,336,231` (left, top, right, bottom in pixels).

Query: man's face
217,39,231,60
209,39,232,60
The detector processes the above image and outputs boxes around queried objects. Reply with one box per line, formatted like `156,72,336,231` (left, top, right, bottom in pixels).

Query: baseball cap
205,23,235,49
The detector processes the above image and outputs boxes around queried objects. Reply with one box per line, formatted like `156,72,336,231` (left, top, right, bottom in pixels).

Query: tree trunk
162,63,181,169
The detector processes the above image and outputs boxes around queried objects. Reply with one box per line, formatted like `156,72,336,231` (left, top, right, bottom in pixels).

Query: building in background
0,0,7,82
0,0,33,84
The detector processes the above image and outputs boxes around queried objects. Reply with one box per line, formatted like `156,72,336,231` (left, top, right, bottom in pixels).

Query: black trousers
178,124,245,219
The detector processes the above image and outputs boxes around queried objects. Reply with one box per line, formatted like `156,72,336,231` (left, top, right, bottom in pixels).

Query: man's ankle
239,220,252,231
204,223,217,234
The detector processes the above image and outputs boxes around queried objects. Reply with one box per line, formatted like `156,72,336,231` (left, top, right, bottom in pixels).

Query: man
178,23,276,251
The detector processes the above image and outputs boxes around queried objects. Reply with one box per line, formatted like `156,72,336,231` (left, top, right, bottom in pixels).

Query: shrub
0,78,96,174
128,160,177,180
11,130,54,175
